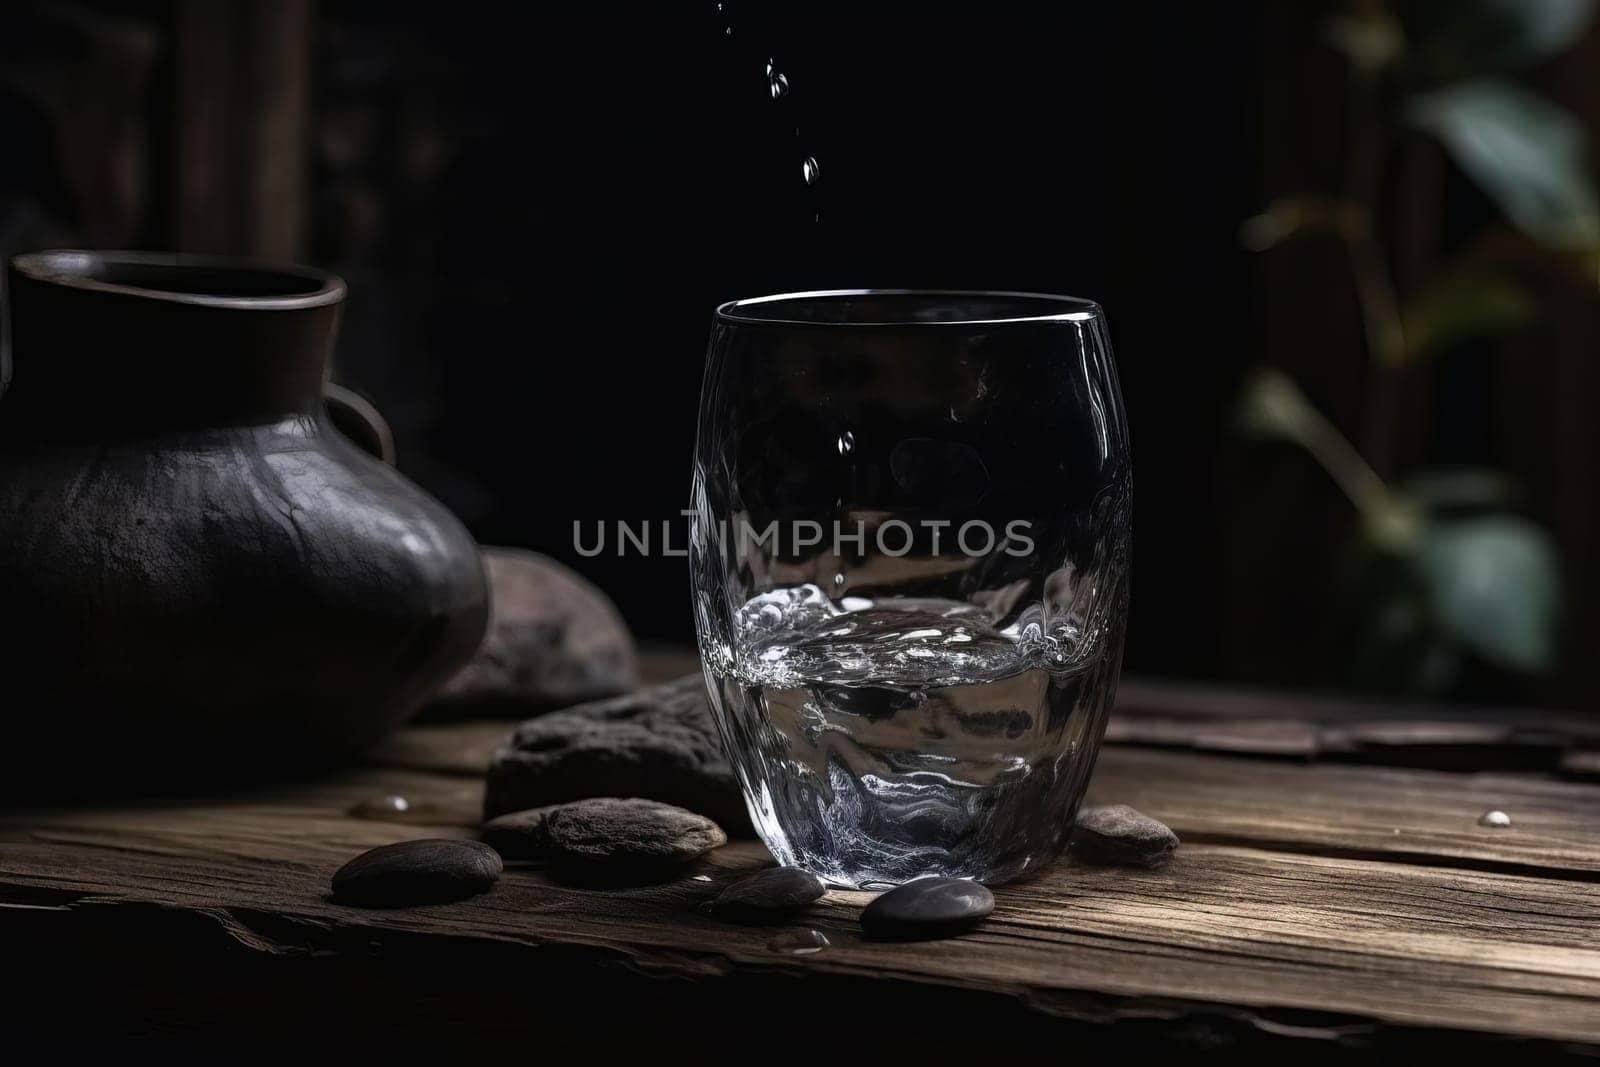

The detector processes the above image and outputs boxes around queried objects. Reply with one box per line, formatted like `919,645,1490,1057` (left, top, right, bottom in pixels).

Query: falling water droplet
836,430,854,455
768,929,829,956
1478,809,1512,828
832,573,846,588
802,156,821,185
769,72,789,100
724,26,733,36
765,57,775,77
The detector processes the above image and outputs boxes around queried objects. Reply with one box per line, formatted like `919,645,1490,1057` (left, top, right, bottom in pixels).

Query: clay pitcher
0,251,488,791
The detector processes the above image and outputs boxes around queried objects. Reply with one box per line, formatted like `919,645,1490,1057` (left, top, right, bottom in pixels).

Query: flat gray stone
711,867,826,924
535,797,727,885
424,547,637,719
331,838,502,907
483,675,751,834
860,877,994,941
1072,804,1179,867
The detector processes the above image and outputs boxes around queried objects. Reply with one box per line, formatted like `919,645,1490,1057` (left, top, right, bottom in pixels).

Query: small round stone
480,807,555,860
711,867,826,924
331,839,502,907
539,797,727,884
860,877,994,941
1071,804,1180,867
1478,809,1513,828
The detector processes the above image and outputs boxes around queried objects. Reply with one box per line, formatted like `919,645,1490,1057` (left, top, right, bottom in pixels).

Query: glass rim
715,288,1103,327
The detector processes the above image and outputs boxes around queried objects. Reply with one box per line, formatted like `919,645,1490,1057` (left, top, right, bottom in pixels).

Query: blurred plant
1236,0,1594,694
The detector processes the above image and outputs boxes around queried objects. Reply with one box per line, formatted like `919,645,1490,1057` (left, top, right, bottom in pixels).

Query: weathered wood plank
1113,678,1600,772
7,676,1598,1051
1,780,1596,1045
1087,747,1600,877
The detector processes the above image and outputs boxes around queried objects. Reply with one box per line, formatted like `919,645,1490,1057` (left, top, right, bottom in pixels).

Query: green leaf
1407,79,1600,248
1416,515,1561,672
1404,0,1595,80
1342,509,1562,692
1399,274,1535,361
1341,535,1464,695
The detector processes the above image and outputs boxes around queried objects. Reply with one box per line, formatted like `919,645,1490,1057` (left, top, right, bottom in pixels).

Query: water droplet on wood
349,794,412,819
767,929,829,955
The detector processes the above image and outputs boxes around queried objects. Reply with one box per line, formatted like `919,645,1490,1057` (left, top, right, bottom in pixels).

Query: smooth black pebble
711,866,826,924
1071,805,1179,867
332,838,502,907
860,877,994,941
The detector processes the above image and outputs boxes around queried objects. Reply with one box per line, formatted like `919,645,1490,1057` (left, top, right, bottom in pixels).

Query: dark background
311,0,1256,685
3,0,1596,705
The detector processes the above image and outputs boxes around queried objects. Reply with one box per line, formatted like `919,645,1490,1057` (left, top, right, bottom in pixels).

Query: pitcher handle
323,382,396,465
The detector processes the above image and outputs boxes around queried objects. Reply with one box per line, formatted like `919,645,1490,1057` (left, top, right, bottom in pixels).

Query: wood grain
1088,747,1600,877
1113,678,1600,773
2,683,1598,1052
1,800,1596,1045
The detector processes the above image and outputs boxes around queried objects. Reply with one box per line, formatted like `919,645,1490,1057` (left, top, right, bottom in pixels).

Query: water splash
802,156,821,186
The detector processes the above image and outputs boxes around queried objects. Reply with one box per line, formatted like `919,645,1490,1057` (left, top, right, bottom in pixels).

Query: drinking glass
690,290,1131,887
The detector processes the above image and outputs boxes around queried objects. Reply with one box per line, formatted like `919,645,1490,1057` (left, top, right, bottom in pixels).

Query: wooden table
3,657,1597,1056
